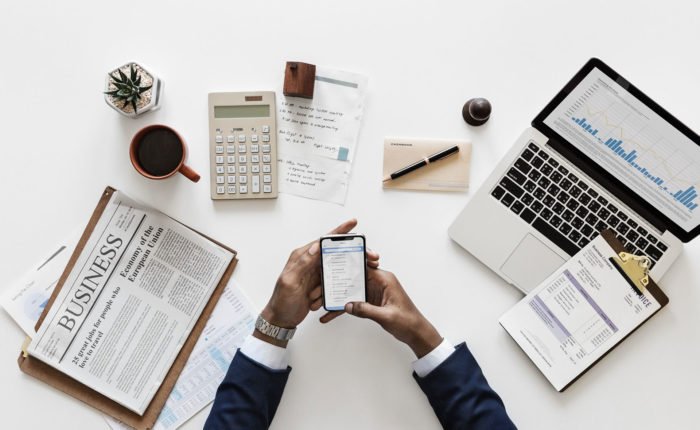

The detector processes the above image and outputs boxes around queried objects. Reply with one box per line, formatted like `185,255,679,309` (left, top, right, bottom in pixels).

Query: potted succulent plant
104,62,163,117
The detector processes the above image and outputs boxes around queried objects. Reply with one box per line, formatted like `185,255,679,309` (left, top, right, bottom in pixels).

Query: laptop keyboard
491,142,668,267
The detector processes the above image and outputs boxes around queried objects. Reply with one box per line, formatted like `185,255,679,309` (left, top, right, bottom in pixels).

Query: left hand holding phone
255,219,380,348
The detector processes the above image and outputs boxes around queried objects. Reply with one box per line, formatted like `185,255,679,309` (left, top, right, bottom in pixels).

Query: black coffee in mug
130,124,200,182
136,128,184,177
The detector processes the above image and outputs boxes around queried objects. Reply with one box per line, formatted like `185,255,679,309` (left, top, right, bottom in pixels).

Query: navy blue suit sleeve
413,342,516,430
204,350,291,430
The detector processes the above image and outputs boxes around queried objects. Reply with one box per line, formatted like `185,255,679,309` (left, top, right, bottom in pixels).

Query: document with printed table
18,186,238,430
500,230,668,391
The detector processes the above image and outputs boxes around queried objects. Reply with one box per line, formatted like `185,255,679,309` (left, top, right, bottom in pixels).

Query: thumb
345,302,389,323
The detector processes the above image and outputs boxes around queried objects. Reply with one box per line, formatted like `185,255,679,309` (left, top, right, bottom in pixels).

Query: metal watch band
255,314,296,341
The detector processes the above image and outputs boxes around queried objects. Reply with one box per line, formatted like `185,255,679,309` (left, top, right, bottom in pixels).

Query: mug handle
179,164,201,183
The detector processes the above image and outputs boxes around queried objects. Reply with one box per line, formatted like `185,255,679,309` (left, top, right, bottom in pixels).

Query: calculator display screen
215,105,270,118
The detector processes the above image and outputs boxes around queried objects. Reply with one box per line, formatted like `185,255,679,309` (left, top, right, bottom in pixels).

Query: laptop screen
541,64,700,236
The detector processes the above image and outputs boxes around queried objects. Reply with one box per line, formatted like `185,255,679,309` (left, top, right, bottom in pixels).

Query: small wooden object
283,61,316,99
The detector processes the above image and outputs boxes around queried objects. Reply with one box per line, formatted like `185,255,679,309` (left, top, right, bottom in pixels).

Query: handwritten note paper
277,154,351,204
277,67,367,205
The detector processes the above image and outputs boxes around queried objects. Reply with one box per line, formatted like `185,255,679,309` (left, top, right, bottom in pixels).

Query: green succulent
104,64,152,113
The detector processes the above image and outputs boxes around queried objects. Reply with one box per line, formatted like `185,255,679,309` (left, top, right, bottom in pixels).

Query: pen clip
612,251,651,294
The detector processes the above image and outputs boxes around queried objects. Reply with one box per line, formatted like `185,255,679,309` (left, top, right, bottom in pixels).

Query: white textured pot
104,62,163,118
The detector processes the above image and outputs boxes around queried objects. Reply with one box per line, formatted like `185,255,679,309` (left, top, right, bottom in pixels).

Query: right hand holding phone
321,269,443,359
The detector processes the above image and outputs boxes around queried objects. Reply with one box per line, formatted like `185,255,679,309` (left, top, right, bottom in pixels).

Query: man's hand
255,219,379,348
320,269,442,358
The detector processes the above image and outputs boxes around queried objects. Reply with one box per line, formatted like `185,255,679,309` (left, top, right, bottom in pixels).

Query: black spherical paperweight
462,98,492,126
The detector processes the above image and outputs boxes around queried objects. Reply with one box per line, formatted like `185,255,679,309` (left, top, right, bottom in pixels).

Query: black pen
383,145,460,182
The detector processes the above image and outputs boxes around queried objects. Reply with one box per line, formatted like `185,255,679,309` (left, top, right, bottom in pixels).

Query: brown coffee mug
129,124,200,182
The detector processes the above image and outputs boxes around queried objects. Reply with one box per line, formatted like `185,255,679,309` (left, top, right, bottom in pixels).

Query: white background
1,1,699,429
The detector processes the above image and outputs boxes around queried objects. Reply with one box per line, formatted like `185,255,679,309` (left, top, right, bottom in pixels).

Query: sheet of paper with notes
276,66,368,205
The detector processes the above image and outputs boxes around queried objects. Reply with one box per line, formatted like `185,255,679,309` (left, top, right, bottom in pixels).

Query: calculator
208,91,277,200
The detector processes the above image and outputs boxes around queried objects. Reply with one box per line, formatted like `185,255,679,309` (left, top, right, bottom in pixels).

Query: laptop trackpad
501,234,566,292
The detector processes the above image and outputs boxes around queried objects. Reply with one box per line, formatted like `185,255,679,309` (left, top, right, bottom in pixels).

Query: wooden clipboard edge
559,229,668,392
18,186,239,430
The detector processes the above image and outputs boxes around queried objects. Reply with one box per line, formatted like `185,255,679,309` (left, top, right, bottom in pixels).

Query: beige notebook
382,137,471,192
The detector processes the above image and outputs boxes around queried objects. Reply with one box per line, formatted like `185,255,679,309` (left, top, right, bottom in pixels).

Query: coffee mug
129,124,200,182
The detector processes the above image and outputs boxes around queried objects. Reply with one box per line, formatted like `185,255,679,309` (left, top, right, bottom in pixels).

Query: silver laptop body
449,59,699,293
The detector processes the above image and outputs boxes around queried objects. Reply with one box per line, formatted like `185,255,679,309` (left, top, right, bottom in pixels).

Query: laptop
449,58,700,293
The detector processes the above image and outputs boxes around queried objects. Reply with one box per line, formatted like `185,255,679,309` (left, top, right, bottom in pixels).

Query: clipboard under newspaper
17,186,238,429
500,229,668,391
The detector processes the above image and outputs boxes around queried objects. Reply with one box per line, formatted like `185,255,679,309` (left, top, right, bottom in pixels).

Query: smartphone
320,234,367,311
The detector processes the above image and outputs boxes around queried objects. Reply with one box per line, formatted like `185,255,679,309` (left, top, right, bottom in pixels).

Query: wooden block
283,61,316,99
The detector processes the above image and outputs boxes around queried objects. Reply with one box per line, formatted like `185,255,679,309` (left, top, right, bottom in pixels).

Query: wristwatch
255,314,296,341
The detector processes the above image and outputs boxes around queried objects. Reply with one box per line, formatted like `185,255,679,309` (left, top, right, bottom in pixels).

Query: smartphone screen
321,234,367,311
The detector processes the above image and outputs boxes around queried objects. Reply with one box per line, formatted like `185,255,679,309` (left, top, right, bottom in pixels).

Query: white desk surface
2,1,699,429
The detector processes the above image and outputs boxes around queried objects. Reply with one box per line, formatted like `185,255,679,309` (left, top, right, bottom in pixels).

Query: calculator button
227,175,236,184
262,125,270,133
252,175,260,193
263,154,271,163
216,156,224,164
216,176,225,184
238,135,246,143
251,134,259,142
262,135,271,142
227,165,236,174
216,186,225,194
215,146,224,154
263,174,272,184
251,155,260,163
238,144,247,153
227,145,235,154
227,135,235,143
262,144,271,153
251,165,260,173
239,155,247,163
263,164,271,173
215,136,223,143
239,165,247,174
216,166,224,174
227,155,235,164
263,184,272,193
227,186,236,194
239,185,248,193
239,176,248,184
251,144,259,153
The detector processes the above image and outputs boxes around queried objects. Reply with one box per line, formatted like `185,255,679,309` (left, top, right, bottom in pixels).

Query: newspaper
104,281,256,430
27,190,234,415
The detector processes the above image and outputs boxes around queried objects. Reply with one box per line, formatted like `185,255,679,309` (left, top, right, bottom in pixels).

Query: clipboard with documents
17,186,238,429
499,230,668,391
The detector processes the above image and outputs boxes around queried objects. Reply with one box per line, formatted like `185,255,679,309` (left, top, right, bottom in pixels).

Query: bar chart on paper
545,68,700,230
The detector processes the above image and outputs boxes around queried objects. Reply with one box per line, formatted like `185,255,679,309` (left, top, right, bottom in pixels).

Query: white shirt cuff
239,334,289,370
412,339,455,378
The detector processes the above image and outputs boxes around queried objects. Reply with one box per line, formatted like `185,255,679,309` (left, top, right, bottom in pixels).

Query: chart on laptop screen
544,67,700,231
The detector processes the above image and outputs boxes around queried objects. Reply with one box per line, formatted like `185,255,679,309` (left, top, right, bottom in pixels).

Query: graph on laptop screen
544,67,700,231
